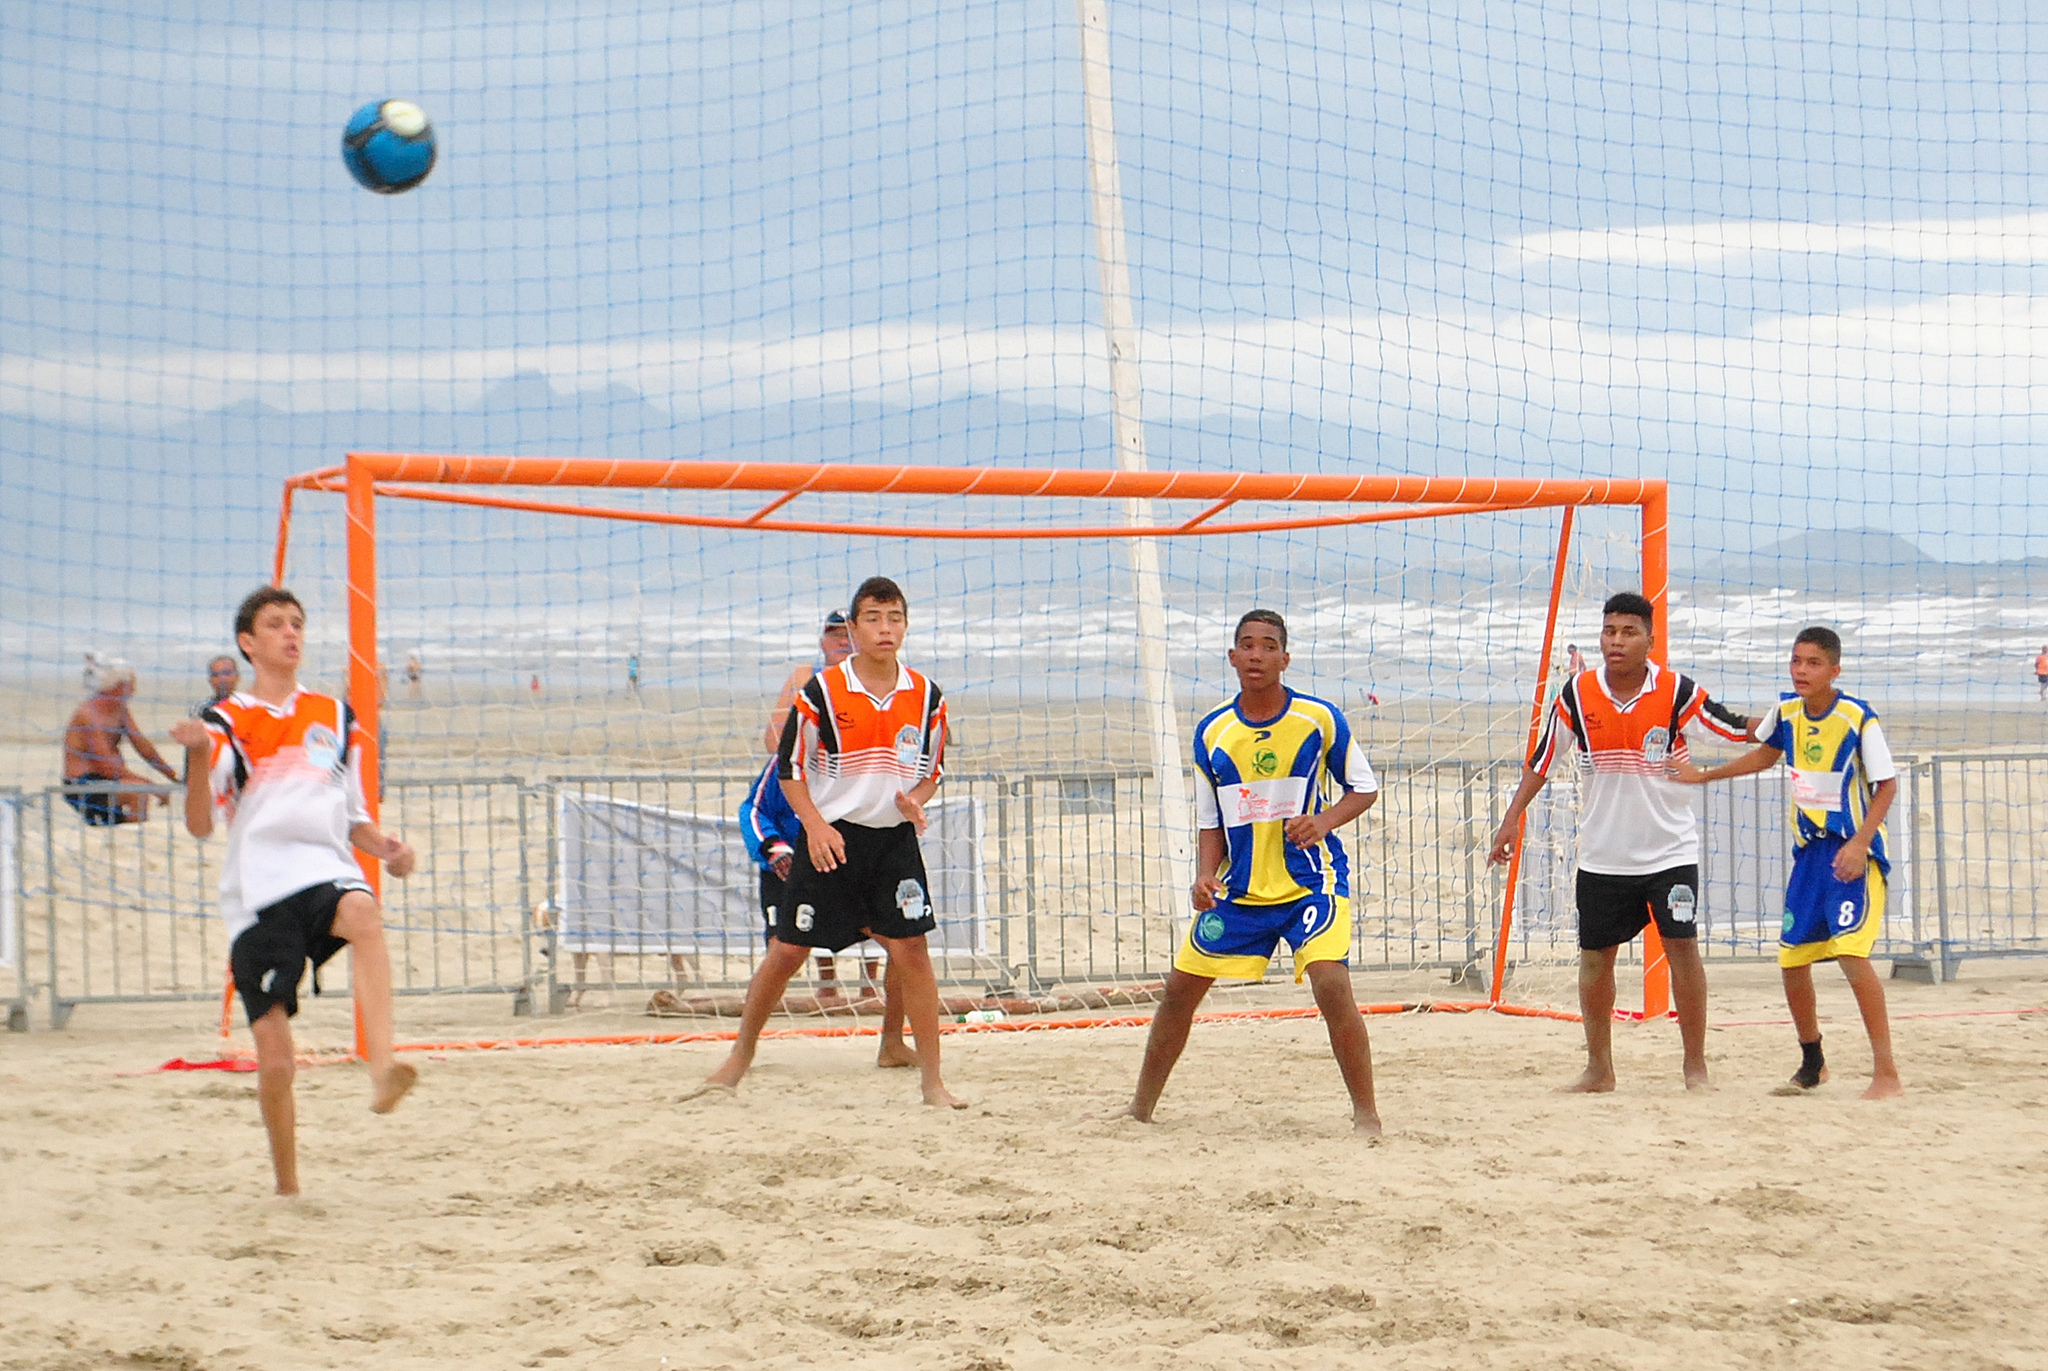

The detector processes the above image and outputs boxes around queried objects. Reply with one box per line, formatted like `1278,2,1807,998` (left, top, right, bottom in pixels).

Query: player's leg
1303,961,1380,1134
1836,956,1901,1099
249,1006,300,1196
1780,960,1824,1088
1120,968,1214,1122
1664,938,1711,1090
702,938,813,1089
876,952,917,1068
871,932,962,1107
1571,946,1621,1092
1643,867,1709,1089
1283,894,1380,1132
329,888,417,1113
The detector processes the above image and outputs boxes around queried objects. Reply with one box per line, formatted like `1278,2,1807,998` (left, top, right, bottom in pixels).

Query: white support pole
1074,0,1192,922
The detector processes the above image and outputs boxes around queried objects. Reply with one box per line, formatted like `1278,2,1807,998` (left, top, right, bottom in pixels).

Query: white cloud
6,295,2048,442
1514,212,2048,267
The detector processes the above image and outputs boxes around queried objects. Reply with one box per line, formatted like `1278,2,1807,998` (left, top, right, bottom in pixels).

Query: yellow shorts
1174,892,1351,983
1778,848,1886,969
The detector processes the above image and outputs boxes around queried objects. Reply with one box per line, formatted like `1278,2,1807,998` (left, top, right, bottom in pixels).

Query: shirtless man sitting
62,660,177,825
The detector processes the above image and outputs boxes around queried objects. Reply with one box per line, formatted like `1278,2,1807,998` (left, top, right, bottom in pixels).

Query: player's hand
805,820,847,873
768,847,794,881
1486,823,1518,866
1190,873,1225,912
1283,812,1330,848
1832,838,1869,883
168,719,208,749
894,790,928,834
1664,760,1710,784
383,836,417,879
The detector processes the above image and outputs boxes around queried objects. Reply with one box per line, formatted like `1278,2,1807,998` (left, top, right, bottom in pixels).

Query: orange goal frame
266,454,1676,1052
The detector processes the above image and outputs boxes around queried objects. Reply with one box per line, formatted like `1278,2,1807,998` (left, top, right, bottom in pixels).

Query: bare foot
370,1062,418,1114
922,1083,969,1109
1353,1110,1384,1136
1103,1102,1151,1123
1683,1063,1713,1093
876,1039,920,1069
679,1081,736,1103
1860,1075,1904,1100
700,1055,748,1092
1562,1066,1616,1094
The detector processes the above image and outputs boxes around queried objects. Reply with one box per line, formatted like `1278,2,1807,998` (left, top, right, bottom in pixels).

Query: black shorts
65,785,134,827
1576,865,1700,951
758,866,785,943
230,880,367,1023
775,821,936,952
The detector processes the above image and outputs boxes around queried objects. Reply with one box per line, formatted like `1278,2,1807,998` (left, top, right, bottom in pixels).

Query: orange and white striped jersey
199,690,372,943
1529,663,1750,875
777,659,946,828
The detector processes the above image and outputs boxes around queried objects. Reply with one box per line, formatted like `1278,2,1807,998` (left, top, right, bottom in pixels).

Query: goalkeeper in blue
1116,610,1384,1134
1666,626,1903,1099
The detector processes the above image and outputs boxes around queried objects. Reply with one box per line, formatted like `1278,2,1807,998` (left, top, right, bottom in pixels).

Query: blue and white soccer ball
341,99,437,194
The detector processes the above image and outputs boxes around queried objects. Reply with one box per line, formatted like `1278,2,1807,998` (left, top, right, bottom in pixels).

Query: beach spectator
405,653,422,702
62,660,177,825
627,652,641,695
191,655,240,717
2035,645,2047,702
1566,643,1587,676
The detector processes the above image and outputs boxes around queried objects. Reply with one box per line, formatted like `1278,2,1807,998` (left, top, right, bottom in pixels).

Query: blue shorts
1174,891,1350,983
1781,837,1886,968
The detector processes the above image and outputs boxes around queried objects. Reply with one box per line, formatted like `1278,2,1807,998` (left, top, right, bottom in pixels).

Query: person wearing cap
761,610,854,753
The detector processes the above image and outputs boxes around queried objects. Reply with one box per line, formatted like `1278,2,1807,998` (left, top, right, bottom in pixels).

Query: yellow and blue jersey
1758,692,1896,874
1193,689,1378,905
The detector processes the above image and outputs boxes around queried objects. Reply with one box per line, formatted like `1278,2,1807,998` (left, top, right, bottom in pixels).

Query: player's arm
166,718,215,838
1489,695,1572,864
340,724,414,876
1191,827,1227,911
124,706,179,780
1832,719,1899,880
776,694,846,871
893,704,946,832
1282,786,1377,848
1665,743,1782,785
1487,768,1550,865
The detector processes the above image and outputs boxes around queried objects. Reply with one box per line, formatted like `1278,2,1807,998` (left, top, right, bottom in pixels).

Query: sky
3,0,2046,691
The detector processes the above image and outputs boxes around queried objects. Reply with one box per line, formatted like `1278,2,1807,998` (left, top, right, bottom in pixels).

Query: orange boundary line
174,1002,2046,1070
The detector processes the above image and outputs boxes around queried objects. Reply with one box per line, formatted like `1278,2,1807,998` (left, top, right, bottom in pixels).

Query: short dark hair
1601,592,1656,631
1234,609,1287,650
1794,625,1843,665
850,576,907,619
233,586,304,661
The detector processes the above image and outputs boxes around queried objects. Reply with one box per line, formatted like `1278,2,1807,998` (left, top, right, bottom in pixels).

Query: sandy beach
4,961,2046,1370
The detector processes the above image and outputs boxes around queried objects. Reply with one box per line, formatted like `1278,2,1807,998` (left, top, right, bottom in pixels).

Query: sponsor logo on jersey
302,722,343,775
1226,778,1309,824
895,723,923,766
1252,746,1279,777
1642,726,1670,765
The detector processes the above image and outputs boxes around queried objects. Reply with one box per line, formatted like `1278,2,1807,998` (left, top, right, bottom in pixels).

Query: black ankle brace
1794,1036,1825,1089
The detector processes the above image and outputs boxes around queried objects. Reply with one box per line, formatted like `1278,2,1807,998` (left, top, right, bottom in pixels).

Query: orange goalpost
239,454,1673,1058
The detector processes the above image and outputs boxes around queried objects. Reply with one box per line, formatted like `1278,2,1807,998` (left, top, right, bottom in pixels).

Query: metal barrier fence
8,754,2042,1028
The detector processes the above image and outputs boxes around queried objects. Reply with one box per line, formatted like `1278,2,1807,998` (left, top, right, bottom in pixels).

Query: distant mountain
1706,528,2048,595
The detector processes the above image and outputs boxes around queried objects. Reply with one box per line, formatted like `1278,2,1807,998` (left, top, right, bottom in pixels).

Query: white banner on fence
556,791,988,958
1,799,17,972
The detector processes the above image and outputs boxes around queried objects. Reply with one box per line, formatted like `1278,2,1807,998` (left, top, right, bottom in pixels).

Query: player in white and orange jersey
1489,592,1753,1094
701,576,963,1108
168,587,418,1196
